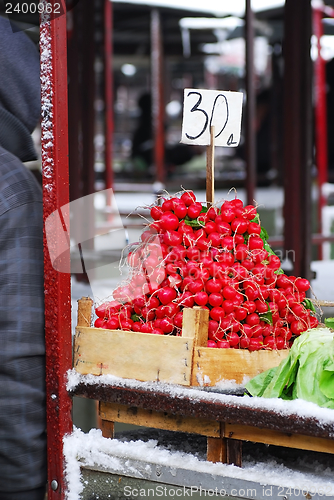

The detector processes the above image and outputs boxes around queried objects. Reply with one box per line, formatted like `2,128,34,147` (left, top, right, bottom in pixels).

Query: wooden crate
73,297,289,386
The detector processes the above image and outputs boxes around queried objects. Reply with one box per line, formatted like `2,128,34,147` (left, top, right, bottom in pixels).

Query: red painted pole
104,0,114,194
151,9,165,185
245,0,256,205
40,1,72,499
313,4,328,259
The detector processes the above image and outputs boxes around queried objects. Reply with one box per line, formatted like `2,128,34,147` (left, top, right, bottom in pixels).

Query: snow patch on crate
66,369,334,427
63,427,334,500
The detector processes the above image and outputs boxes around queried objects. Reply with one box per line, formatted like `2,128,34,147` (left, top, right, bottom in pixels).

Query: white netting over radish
93,190,319,351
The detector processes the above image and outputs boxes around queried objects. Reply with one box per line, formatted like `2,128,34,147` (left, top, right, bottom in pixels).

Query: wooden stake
77,296,93,327
206,125,215,206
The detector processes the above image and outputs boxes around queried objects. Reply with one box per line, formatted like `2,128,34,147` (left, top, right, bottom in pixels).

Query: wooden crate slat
74,326,194,385
192,347,290,385
207,437,227,463
224,423,334,454
100,402,220,437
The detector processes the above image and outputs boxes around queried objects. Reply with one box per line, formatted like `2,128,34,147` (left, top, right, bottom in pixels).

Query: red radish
173,312,183,328
230,198,243,209
187,202,203,219
160,318,174,333
221,236,234,250
173,202,187,219
235,244,248,261
93,193,317,353
217,340,230,349
220,206,235,223
233,234,244,246
216,221,231,235
188,280,204,294
181,191,196,206
160,212,179,231
222,285,237,300
152,328,164,335
207,206,218,220
205,279,222,294
222,300,235,314
94,317,107,328
247,221,261,235
226,332,240,347
207,340,217,348
208,320,219,336
248,235,264,250
104,316,119,330
210,307,225,321
235,307,247,321
231,218,248,234
158,287,177,305
161,302,179,318
151,205,163,220
290,320,307,335
140,322,154,333
240,337,251,349
248,338,263,351
194,291,209,306
208,293,223,307
177,291,195,308
163,230,182,246
132,322,143,332
161,199,174,211
204,221,217,234
207,232,221,247
120,319,133,331
244,205,257,219
267,255,281,270
246,313,260,327
294,277,310,292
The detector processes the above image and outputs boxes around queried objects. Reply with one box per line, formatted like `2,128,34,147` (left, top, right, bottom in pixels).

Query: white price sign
181,88,243,147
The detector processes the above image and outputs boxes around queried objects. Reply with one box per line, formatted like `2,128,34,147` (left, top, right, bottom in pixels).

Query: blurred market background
3,0,334,430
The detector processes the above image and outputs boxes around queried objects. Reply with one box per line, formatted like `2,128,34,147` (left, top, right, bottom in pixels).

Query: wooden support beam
225,423,334,455
100,402,220,438
207,437,227,463
101,420,115,439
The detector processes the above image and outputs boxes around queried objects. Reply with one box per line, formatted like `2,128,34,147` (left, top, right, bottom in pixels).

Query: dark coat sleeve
0,147,46,493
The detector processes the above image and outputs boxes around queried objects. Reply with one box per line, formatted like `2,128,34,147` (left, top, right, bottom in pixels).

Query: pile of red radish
94,191,318,351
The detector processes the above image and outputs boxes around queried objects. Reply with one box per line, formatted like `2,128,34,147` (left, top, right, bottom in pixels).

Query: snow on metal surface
63,427,334,500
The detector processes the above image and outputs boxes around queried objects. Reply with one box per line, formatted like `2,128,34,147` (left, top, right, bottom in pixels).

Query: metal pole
283,0,313,280
40,1,72,498
245,0,256,205
104,0,114,193
313,2,328,258
68,0,82,202
151,9,165,185
82,0,96,196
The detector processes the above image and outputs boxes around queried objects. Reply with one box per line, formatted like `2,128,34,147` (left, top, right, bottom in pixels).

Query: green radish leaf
303,298,316,313
184,219,203,228
260,306,273,325
200,206,208,214
131,314,141,322
250,214,260,224
260,227,269,241
325,317,334,329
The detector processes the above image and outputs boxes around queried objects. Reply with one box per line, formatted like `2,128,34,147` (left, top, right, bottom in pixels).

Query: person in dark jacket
0,17,47,500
